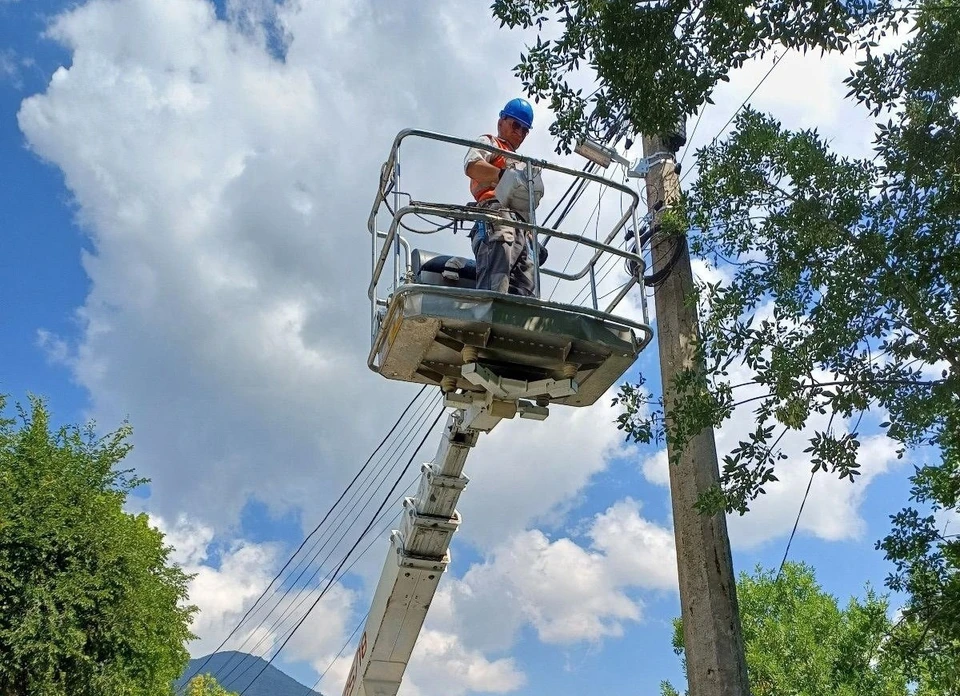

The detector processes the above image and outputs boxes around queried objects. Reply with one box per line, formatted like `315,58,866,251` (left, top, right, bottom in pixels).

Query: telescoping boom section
342,130,654,696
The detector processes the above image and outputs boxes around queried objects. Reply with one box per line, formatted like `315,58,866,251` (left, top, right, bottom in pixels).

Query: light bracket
575,139,631,169
627,151,675,179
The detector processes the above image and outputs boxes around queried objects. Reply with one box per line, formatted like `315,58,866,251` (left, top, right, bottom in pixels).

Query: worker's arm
465,159,502,189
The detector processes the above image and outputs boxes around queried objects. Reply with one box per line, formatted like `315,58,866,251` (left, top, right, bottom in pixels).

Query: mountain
177,651,324,696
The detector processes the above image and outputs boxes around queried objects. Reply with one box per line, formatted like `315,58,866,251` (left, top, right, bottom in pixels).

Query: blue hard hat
500,98,534,129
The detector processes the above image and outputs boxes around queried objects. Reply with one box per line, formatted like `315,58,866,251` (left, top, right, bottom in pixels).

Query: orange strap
468,136,513,202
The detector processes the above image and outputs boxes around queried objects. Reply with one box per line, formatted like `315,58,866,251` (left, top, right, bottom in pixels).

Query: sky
0,1,932,695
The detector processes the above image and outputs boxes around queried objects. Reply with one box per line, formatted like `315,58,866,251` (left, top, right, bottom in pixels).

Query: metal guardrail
366,129,651,348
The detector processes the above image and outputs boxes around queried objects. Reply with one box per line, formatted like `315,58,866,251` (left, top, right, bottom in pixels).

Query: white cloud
934,506,960,538
20,0,621,547
680,22,912,188
152,514,280,656
0,48,25,88
152,513,358,663
640,449,670,488
401,630,526,696
691,257,729,287
458,393,636,548
314,627,527,696
588,498,677,590
317,496,675,696
639,355,904,550
430,499,675,656
726,433,900,548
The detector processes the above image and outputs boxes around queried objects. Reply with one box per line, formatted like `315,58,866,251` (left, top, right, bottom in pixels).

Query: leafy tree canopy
632,4,959,686
0,396,196,695
663,562,913,695
491,0,907,149
492,0,959,690
185,674,239,696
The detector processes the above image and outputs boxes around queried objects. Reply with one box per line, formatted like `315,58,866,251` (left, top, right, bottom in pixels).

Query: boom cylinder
341,411,476,696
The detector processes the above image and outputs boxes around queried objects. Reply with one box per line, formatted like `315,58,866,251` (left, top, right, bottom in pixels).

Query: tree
492,0,959,688
0,396,196,695
491,0,905,150
662,563,911,696
185,675,239,696
879,482,960,694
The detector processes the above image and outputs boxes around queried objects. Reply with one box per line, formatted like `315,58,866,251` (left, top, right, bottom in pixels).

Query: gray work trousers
470,199,537,297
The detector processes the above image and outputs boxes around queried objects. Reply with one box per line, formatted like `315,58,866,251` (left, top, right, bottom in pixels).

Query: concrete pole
642,134,751,696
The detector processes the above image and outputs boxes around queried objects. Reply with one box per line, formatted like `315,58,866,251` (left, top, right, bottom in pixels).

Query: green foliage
878,481,960,694
495,0,960,688
0,396,196,695
491,0,906,150
665,562,911,695
186,675,239,696
687,87,958,510
498,0,960,687
684,4,960,683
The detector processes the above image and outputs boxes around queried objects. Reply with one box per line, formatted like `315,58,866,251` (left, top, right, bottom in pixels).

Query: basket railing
367,129,651,348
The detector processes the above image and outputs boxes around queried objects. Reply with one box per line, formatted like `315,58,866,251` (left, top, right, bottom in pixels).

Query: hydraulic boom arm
341,371,576,696
340,409,474,696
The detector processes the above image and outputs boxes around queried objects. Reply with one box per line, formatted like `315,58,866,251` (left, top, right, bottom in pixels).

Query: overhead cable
681,51,787,185
216,393,443,688
301,614,367,696
179,385,431,689
218,393,444,685
236,408,447,696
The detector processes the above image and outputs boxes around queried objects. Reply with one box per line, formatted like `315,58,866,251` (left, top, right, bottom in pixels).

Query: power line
776,468,815,581
295,485,415,696
216,393,443,688
597,279,631,304
223,396,442,681
777,409,867,580
225,473,420,693
225,453,429,692
541,111,627,240
209,391,439,687
226,480,416,695
681,50,787,185
569,232,629,306
678,107,704,168
301,614,368,696
675,3,953,186
236,408,447,696
547,185,608,301
563,52,786,302
564,164,639,307
180,385,432,689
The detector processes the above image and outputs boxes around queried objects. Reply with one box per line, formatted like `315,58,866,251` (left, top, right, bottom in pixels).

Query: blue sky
2,0,87,419
0,1,926,695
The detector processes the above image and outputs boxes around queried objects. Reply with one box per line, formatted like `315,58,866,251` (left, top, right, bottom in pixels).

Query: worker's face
498,117,529,149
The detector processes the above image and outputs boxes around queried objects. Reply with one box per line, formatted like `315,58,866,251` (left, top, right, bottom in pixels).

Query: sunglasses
507,118,530,135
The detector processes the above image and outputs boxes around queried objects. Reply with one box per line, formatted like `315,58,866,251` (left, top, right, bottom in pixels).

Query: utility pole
641,134,751,696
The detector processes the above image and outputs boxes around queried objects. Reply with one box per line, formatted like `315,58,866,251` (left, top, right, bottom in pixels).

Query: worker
464,98,539,297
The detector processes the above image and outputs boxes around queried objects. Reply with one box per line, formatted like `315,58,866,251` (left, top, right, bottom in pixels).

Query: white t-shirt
463,134,515,173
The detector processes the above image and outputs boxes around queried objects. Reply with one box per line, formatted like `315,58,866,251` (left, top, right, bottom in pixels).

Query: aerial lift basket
366,129,654,407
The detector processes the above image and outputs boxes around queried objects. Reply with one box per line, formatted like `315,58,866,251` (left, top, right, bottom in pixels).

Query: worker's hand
467,159,505,189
